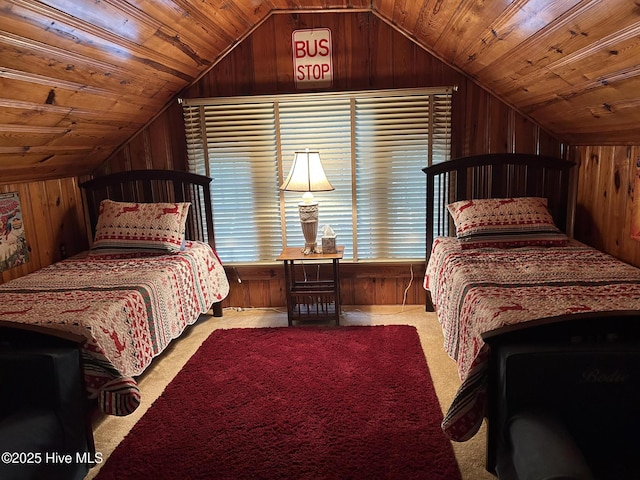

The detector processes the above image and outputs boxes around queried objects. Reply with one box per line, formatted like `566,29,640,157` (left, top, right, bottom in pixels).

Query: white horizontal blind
183,105,210,244
183,106,207,174
278,98,353,259
355,94,432,259
432,93,452,167
184,103,281,263
431,93,453,238
182,88,452,263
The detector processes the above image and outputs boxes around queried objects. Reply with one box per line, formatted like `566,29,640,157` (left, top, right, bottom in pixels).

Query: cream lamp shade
280,149,334,254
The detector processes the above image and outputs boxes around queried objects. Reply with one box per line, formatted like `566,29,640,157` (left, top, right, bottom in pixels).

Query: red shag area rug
95,325,462,480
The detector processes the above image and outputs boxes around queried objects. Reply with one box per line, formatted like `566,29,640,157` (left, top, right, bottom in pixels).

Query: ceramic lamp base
298,202,320,254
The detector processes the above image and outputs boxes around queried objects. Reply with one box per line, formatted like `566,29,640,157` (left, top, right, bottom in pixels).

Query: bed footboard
483,311,640,475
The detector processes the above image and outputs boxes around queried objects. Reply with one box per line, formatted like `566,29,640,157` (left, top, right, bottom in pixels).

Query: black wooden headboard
422,153,576,260
80,170,216,250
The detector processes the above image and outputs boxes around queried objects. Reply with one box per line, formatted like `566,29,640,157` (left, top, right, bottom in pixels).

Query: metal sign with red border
292,28,333,89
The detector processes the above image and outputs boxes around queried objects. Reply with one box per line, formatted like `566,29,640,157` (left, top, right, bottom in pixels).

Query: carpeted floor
86,306,495,480
94,325,462,479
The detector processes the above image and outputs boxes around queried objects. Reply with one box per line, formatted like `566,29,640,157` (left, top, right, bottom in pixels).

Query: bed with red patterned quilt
0,170,230,416
422,154,640,475
0,241,228,415
425,236,640,442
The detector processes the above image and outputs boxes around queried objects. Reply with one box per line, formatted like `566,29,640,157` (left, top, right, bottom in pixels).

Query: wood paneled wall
102,12,563,174
573,145,640,267
0,176,88,284
1,12,568,306
224,262,426,308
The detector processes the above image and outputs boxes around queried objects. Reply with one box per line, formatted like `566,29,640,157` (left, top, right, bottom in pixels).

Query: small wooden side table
277,246,344,326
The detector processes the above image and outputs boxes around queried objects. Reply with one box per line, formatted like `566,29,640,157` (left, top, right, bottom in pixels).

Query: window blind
431,94,453,239
278,97,353,259
182,88,452,264
184,102,282,262
356,95,429,259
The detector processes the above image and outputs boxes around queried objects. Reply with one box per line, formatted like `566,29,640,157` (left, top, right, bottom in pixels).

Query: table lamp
280,149,334,254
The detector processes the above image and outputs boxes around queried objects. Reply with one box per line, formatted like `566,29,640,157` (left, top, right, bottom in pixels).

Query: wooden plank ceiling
1,0,639,183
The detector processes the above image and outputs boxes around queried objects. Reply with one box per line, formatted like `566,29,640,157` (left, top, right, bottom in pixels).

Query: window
182,88,452,264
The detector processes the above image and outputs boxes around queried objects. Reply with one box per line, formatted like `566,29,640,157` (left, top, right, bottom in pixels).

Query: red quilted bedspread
0,241,229,416
425,237,640,441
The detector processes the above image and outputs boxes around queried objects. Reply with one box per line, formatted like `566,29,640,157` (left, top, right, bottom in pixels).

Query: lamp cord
401,263,414,310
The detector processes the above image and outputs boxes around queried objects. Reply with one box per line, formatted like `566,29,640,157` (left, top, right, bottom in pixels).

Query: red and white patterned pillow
446,197,568,249
92,199,190,252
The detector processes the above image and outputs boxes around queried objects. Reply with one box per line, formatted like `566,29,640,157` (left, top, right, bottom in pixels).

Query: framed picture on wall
0,192,29,272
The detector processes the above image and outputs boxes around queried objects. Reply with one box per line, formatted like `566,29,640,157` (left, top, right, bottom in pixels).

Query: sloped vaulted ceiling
1,0,640,183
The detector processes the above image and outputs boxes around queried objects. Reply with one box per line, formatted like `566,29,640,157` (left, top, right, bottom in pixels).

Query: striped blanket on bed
425,237,640,441
0,240,229,416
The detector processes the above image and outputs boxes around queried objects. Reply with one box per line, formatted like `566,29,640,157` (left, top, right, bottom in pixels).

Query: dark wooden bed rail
80,170,215,251
422,153,575,261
